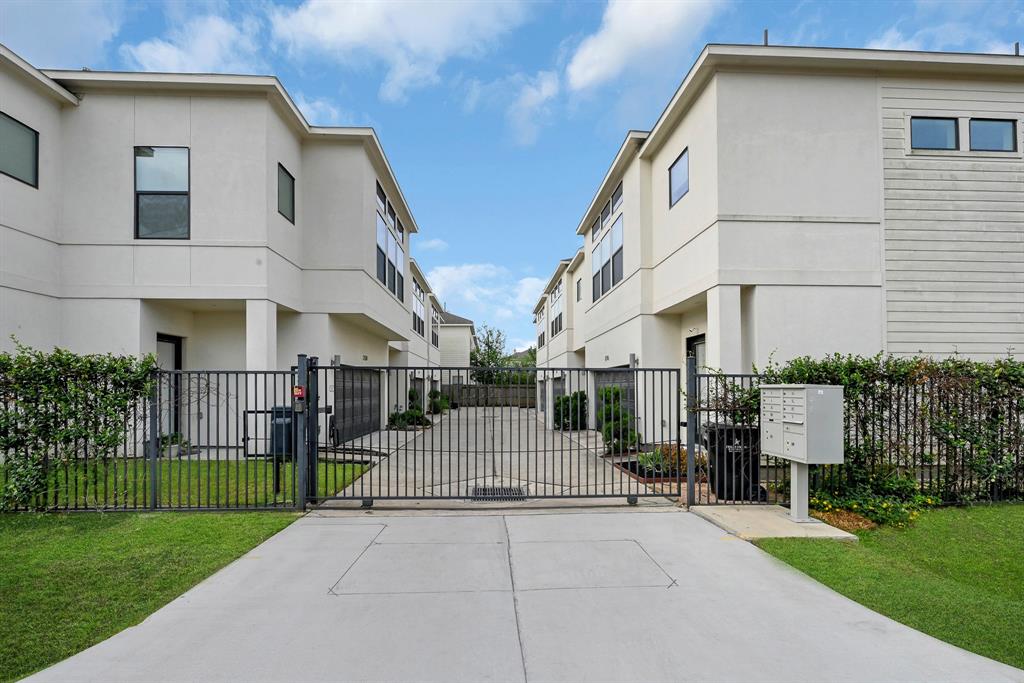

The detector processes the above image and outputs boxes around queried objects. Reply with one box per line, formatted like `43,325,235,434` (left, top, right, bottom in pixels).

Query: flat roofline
639,43,1024,159
39,67,421,234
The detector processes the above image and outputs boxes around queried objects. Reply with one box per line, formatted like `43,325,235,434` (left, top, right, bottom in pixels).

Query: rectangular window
611,181,623,213
611,215,623,286
910,117,957,150
135,146,189,239
277,163,295,223
387,233,397,294
576,278,581,302
592,244,601,302
386,200,397,227
413,282,425,336
538,332,545,348
669,148,689,207
600,200,611,226
396,243,405,302
431,308,441,347
396,217,404,239
376,213,388,283
970,119,1016,152
0,111,38,187
591,218,600,243
376,181,387,211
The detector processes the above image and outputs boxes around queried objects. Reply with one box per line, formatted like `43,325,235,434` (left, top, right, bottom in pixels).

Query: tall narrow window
277,163,295,223
135,146,189,239
591,218,600,243
396,245,405,302
376,213,388,284
611,181,623,213
387,232,397,294
600,200,611,226
576,278,581,302
611,215,623,286
0,111,38,187
669,148,689,207
376,181,387,211
592,244,601,302
600,233,611,294
910,117,957,150
970,119,1016,152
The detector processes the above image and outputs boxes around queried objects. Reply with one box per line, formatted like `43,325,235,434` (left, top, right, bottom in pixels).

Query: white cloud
426,264,543,334
865,26,925,51
416,237,449,252
270,0,530,102
566,0,721,92
507,71,560,145
0,0,125,68
120,14,263,73
293,93,344,126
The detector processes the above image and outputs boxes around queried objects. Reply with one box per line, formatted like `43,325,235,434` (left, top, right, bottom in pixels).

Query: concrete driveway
29,509,1022,683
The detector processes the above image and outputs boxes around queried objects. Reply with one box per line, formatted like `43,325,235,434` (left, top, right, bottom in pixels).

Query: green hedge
0,343,156,510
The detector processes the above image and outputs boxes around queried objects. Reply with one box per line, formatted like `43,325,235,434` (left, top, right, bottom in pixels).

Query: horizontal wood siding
882,80,1024,360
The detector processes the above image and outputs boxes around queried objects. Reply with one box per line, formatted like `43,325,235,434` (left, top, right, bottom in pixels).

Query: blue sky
3,0,1022,351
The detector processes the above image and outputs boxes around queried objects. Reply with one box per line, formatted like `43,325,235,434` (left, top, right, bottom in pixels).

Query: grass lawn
758,504,1024,670
0,512,297,681
5,460,367,510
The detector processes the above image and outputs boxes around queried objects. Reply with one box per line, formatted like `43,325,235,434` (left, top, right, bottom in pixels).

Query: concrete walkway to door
28,508,1022,683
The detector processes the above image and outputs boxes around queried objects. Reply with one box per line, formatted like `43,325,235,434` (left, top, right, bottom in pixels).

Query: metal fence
683,356,1024,505
685,363,787,505
304,360,682,503
1,369,300,511
2,358,683,510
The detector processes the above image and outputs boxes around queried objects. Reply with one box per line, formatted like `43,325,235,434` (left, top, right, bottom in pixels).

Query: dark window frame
669,147,689,207
277,162,296,224
0,111,39,188
134,145,190,240
910,116,959,151
969,118,1018,152
576,278,582,302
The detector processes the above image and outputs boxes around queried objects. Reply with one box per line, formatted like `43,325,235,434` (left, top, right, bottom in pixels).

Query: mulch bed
811,508,878,532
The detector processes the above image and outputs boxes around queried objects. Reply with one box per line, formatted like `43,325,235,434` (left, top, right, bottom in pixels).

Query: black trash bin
702,422,767,502
270,406,294,461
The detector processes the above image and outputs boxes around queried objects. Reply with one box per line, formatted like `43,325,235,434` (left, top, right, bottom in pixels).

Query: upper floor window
412,281,426,336
135,146,189,239
611,181,623,213
600,199,611,226
538,331,545,348
550,281,564,338
592,215,623,302
376,181,387,211
277,163,295,224
970,119,1017,152
669,148,689,207
591,218,600,243
576,278,581,302
374,179,405,301
910,117,957,151
431,308,441,348
0,111,38,187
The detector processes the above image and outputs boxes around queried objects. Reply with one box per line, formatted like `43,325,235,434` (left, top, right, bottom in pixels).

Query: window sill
907,148,1022,160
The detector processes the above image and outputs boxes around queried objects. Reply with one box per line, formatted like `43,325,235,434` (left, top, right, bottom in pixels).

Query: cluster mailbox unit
760,385,844,521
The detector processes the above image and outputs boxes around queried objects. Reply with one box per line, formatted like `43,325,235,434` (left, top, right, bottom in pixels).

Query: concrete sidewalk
29,509,1023,683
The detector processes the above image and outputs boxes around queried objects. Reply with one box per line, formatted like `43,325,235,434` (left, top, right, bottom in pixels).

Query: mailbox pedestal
760,384,843,522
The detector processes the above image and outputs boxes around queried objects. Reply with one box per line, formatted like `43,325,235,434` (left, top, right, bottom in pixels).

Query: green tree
470,324,509,383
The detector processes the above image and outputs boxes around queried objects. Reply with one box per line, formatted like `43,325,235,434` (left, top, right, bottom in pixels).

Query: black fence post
686,356,697,507
148,372,159,510
295,355,308,511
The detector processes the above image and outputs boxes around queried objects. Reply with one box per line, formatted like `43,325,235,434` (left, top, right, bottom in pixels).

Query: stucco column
245,300,278,370
706,285,742,373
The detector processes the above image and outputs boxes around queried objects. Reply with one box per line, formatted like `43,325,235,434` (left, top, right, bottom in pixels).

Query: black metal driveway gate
298,357,682,505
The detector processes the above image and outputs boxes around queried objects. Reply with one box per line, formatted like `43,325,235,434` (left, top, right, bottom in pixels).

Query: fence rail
683,356,1024,506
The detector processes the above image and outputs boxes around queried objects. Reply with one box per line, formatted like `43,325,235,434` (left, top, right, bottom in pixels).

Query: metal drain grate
471,486,527,501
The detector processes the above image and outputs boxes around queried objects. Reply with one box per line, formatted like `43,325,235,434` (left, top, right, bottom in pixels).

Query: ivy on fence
0,342,156,510
757,354,1024,504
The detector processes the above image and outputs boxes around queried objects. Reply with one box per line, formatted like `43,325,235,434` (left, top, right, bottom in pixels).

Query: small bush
553,391,587,430
428,398,443,414
599,386,638,453
408,387,420,406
